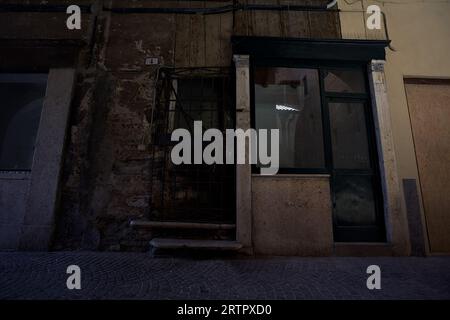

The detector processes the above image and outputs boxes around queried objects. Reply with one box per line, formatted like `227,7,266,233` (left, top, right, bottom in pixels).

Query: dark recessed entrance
149,67,236,224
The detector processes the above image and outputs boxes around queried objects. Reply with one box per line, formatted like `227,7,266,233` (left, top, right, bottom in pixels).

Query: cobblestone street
0,252,449,300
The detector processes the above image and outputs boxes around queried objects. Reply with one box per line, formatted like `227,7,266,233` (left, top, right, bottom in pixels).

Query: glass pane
254,67,325,169
334,175,378,226
324,69,366,93
0,74,47,170
329,102,371,169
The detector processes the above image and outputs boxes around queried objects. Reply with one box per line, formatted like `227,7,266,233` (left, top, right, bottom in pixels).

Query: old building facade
0,0,448,256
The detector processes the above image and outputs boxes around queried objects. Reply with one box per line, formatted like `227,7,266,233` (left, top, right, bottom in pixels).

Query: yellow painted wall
339,0,450,253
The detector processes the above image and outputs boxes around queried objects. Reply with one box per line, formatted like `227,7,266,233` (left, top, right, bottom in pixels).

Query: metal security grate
149,67,236,224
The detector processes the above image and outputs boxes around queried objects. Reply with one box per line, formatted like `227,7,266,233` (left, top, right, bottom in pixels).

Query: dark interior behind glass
0,74,47,171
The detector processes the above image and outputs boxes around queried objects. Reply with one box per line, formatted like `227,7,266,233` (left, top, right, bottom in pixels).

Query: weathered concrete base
0,172,30,250
252,175,333,256
0,224,22,251
18,225,54,251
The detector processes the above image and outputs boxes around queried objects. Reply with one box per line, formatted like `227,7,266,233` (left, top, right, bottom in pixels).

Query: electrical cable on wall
0,2,341,14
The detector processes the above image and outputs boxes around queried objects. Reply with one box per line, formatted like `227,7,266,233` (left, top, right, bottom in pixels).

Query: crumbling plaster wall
52,0,338,251
0,0,340,251
53,3,223,251
54,9,173,251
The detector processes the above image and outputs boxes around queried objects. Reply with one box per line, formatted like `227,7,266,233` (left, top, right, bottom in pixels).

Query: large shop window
0,74,47,171
254,68,325,170
253,65,385,242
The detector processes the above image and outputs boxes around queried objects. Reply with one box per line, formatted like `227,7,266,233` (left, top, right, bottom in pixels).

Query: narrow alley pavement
1,252,449,300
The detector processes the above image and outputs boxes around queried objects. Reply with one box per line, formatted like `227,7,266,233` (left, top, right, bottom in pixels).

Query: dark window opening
0,74,47,171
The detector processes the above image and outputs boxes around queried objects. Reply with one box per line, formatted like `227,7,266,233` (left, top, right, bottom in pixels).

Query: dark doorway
150,67,236,224
323,68,386,242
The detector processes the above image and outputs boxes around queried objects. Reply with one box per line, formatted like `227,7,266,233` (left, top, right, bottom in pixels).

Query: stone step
130,220,236,230
150,238,242,251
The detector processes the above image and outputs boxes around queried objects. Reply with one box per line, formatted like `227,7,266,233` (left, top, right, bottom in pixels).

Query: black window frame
250,58,386,242
250,58,374,175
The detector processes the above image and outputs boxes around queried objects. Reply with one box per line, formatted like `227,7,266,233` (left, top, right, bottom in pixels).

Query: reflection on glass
254,67,325,169
334,175,377,226
329,102,371,169
0,74,47,170
324,69,366,93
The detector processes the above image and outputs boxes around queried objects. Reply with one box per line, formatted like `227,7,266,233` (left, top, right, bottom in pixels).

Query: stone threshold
130,220,236,230
334,242,395,257
150,238,243,251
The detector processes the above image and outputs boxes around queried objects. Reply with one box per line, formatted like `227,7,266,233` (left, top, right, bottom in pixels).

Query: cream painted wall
339,0,450,253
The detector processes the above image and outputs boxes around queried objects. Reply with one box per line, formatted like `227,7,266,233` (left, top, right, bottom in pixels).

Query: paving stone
0,252,449,299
